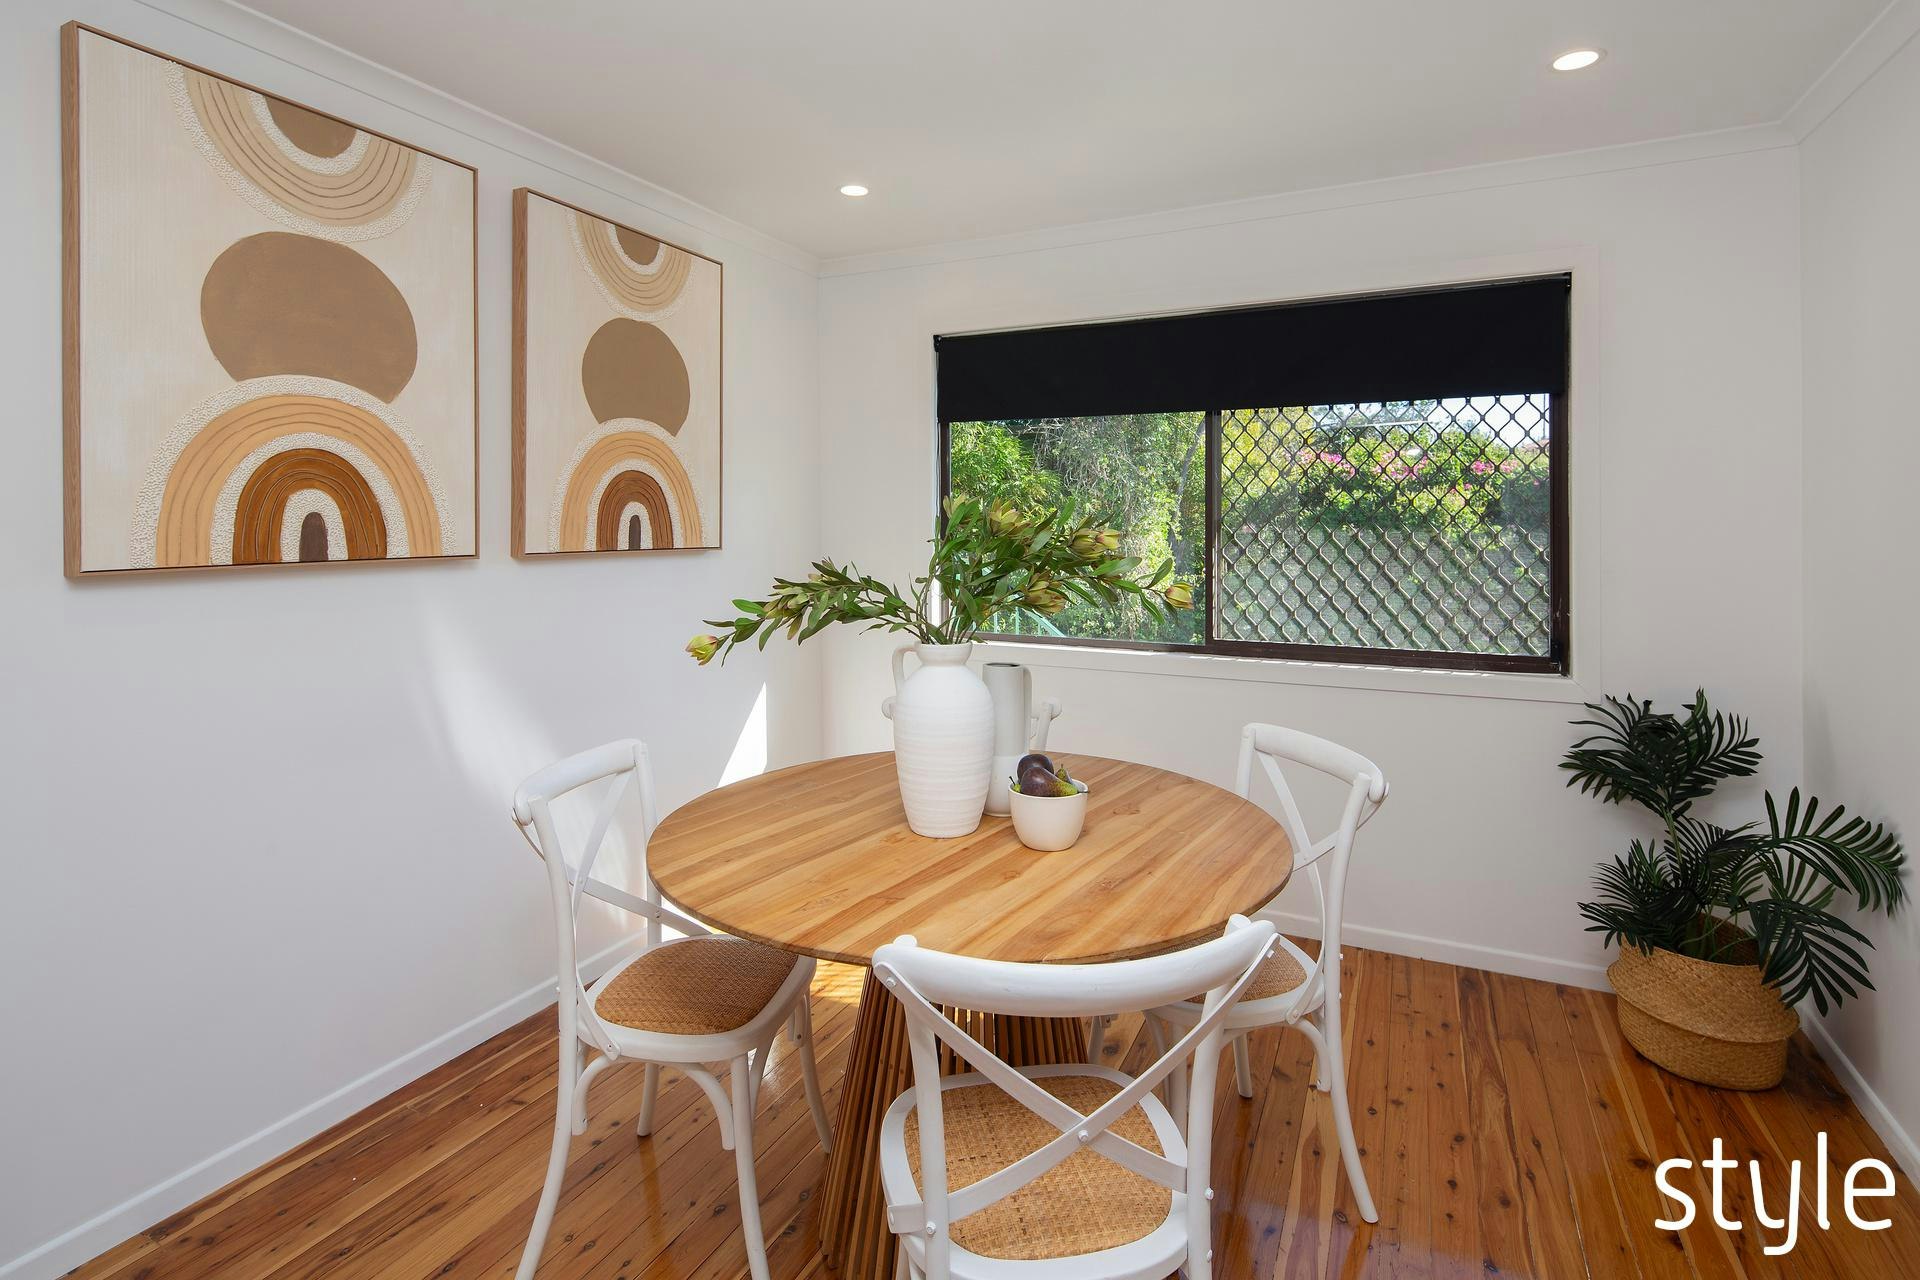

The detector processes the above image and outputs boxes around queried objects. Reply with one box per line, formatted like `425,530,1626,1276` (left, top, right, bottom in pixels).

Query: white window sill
974,638,1598,705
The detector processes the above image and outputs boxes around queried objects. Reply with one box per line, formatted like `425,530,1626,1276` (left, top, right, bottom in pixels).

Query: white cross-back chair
872,917,1279,1280
1146,722,1386,1224
510,740,833,1280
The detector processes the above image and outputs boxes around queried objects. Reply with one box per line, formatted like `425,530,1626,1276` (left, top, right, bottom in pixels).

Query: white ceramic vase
881,642,994,837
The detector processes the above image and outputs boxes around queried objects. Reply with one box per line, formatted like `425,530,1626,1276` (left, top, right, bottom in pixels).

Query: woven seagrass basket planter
1607,926,1799,1091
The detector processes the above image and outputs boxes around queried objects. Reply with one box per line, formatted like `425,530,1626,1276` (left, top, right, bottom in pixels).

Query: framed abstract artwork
61,23,477,576
512,188,722,555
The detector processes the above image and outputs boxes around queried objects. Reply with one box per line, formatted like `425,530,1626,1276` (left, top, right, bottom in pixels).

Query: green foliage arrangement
1564,691,1906,1014
685,494,1194,665
950,415,1207,644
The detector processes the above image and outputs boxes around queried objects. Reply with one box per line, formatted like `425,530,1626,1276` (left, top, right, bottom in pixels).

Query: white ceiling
245,0,1888,260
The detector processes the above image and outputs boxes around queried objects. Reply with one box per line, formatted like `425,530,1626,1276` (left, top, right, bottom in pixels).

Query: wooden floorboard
60,948,1920,1279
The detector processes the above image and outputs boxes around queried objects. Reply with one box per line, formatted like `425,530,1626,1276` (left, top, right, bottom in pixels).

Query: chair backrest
511,740,707,1056
871,918,1278,1280
1235,722,1387,1017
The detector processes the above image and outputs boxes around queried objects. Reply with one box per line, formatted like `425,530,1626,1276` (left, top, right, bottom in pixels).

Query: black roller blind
936,274,1570,422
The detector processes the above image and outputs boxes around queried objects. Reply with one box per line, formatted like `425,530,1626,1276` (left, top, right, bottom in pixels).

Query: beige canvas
513,189,722,554
63,25,477,575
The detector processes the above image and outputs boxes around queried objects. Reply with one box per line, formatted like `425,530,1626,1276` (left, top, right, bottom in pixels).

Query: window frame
937,354,1571,678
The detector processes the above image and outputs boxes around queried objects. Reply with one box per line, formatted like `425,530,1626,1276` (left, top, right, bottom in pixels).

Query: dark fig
1015,752,1055,778
1016,762,1057,796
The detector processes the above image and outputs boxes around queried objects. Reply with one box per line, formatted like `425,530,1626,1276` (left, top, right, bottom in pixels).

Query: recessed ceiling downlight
1552,48,1604,72
839,184,869,197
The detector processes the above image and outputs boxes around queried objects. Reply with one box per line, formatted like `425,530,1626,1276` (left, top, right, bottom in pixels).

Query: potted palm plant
687,495,1192,836
1564,692,1905,1089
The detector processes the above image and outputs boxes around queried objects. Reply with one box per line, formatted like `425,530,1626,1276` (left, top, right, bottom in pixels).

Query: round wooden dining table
647,751,1294,1280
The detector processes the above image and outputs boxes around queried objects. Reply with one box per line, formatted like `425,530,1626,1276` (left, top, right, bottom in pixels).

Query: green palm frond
1745,888,1874,1015
1562,694,1665,808
1561,691,1759,816
1753,789,1907,914
1579,839,1695,955
1568,691,1904,1014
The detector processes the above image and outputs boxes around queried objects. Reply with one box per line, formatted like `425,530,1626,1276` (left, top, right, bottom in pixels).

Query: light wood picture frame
62,23,479,577
512,187,723,556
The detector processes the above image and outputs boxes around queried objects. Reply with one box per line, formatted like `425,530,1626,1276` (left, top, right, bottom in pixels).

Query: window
937,277,1570,673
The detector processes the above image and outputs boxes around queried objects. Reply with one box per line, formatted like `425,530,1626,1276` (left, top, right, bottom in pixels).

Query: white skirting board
1803,1016,1920,1183
1259,908,1612,991
0,940,633,1280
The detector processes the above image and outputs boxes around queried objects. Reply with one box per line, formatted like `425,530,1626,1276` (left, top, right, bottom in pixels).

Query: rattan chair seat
1183,941,1308,1005
594,935,799,1035
901,1074,1172,1260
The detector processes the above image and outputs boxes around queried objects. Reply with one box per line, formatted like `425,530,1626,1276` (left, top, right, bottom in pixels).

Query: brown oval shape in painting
614,226,661,265
581,318,689,432
201,233,417,402
264,98,358,158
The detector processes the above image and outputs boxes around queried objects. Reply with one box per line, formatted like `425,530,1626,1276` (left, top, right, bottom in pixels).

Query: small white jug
982,662,1063,816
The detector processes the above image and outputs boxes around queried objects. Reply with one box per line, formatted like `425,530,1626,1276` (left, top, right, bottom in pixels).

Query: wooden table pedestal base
815,968,1087,1280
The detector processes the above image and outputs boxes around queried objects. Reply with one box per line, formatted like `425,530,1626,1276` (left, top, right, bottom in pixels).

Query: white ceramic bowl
1008,780,1089,851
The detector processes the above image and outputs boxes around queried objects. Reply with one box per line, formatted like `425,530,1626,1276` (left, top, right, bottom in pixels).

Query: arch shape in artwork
570,210,693,317
552,422,703,551
231,448,388,563
137,384,446,567
168,64,429,241
595,469,674,550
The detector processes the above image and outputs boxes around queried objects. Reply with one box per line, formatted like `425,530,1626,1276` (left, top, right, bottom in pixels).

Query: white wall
1800,29,1920,1174
816,144,1807,988
0,2,821,1275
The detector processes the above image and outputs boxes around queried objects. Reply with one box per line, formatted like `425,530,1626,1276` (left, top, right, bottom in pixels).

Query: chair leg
1166,1033,1189,1139
1146,1014,1172,1108
574,1053,615,1135
515,1039,578,1280
749,1028,778,1112
1322,1020,1378,1223
1086,1013,1107,1064
1232,1032,1254,1099
1303,1012,1331,1093
795,996,834,1153
635,1063,661,1137
730,1053,772,1280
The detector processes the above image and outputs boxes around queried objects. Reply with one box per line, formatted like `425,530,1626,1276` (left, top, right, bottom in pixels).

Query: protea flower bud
1097,528,1122,552
1068,528,1101,559
987,500,1022,534
1023,585,1068,614
1162,581,1195,610
686,634,722,664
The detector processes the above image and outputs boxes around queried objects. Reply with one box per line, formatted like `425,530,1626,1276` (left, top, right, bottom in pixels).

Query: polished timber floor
67,946,1920,1280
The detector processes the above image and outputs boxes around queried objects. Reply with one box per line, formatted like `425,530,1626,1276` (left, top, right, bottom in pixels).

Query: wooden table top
647,752,1293,966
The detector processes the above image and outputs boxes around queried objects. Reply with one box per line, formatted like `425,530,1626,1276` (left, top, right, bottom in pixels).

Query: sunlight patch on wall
719,683,769,786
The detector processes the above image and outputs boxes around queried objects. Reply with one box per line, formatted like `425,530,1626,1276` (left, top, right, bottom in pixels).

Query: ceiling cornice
1783,0,1920,140
819,122,1797,278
